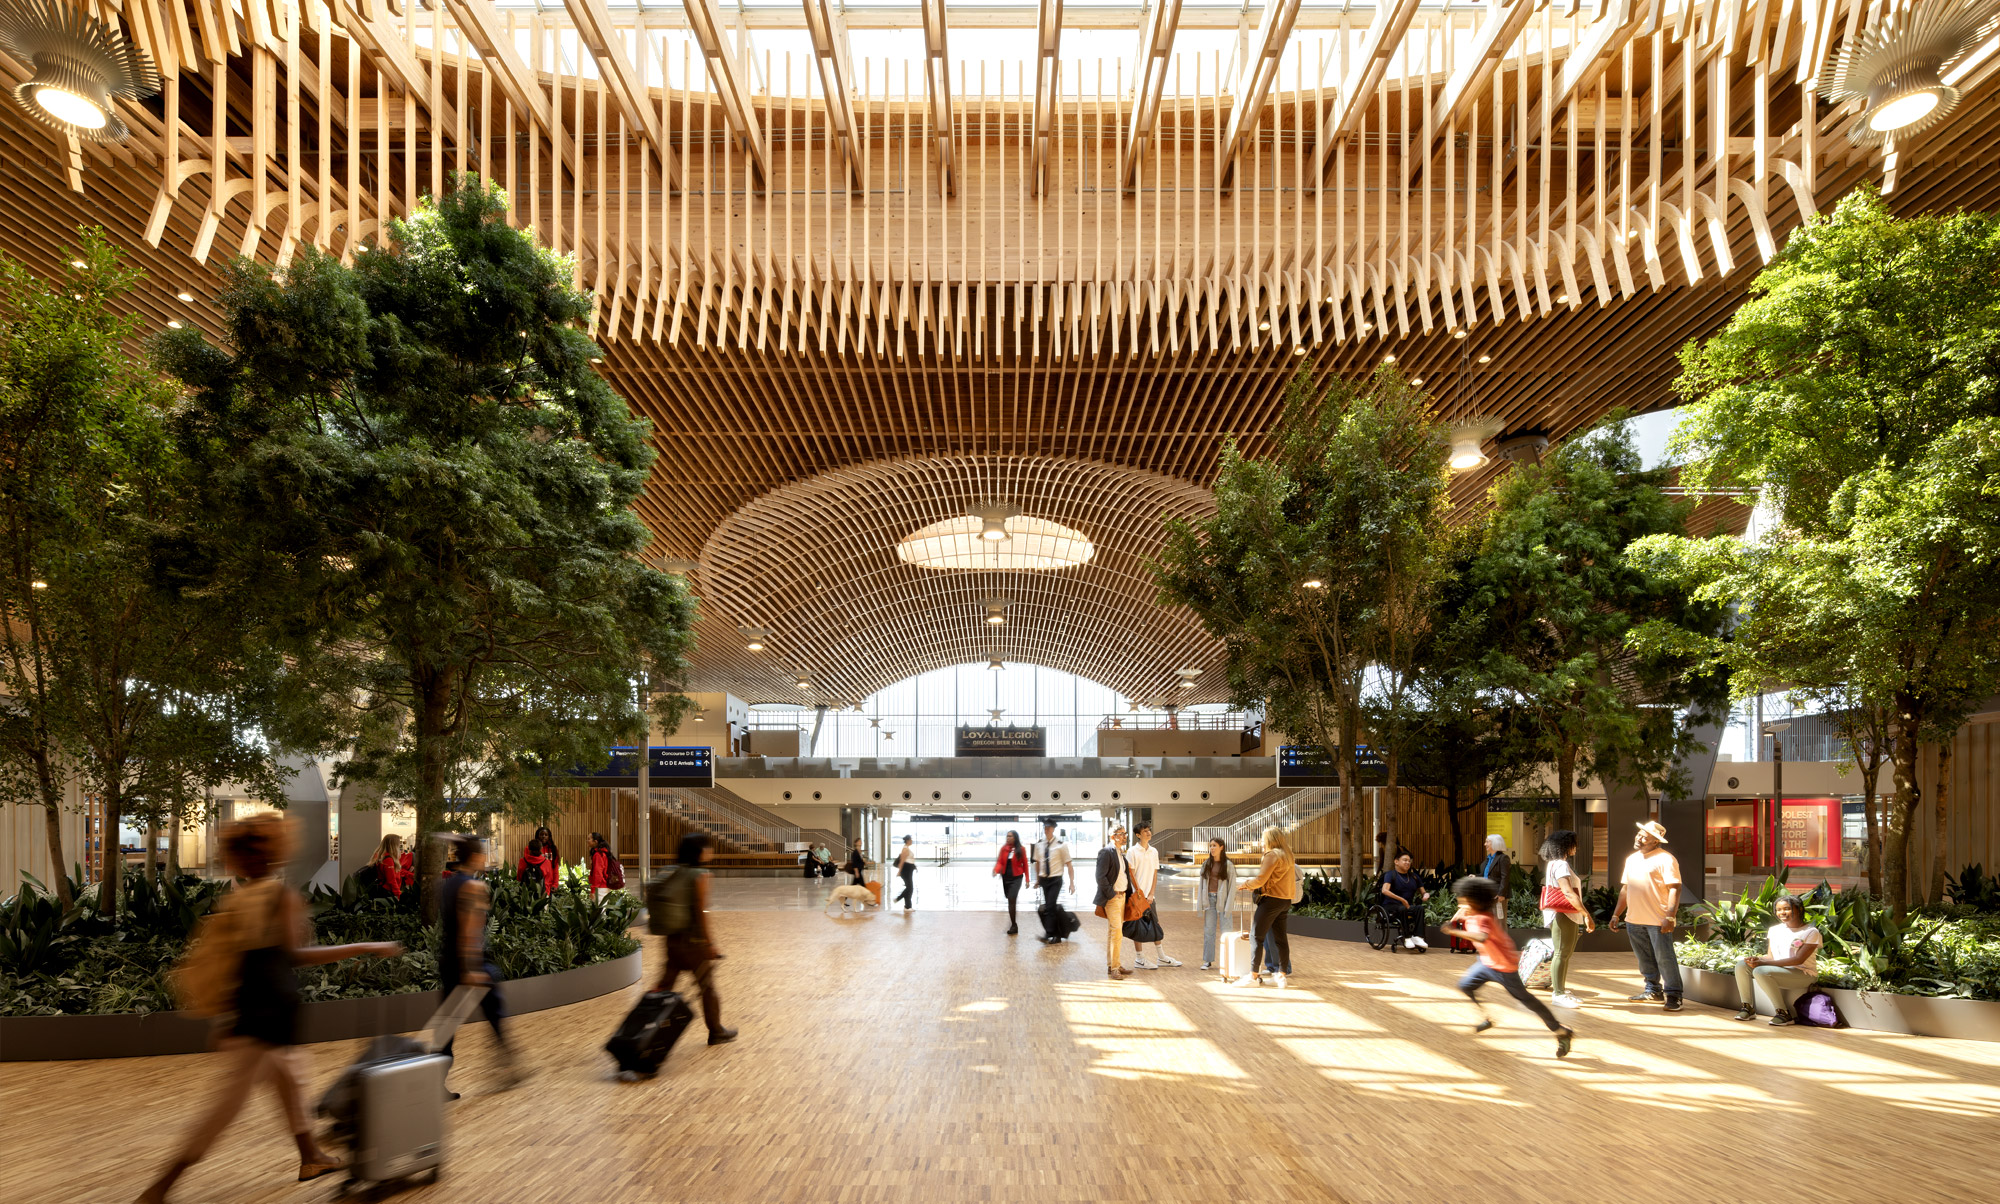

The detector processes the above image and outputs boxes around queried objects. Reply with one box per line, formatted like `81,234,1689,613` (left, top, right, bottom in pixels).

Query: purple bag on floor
1795,988,1847,1028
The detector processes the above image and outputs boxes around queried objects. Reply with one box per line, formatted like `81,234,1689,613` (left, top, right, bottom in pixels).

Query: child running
1441,875,1574,1058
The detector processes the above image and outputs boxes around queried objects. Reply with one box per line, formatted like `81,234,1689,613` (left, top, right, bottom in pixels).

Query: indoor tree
1153,365,1449,886
1456,415,1728,871
159,179,698,919
1638,188,2000,917
0,231,283,916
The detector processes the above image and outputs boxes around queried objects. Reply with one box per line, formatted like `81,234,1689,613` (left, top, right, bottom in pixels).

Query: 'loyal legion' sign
570,746,715,789
955,726,1048,757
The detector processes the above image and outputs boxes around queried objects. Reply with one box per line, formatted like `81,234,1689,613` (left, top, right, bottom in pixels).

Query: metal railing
717,756,1281,779
652,786,799,851
1095,713,1256,732
1210,787,1344,850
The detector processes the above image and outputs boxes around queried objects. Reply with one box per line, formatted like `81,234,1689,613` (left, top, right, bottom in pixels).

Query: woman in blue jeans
1195,838,1235,970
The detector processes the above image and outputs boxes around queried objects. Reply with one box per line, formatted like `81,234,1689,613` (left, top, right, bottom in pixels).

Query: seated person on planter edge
1733,894,1822,1026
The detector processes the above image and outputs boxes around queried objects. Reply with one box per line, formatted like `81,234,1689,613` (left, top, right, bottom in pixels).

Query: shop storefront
1705,797,1844,873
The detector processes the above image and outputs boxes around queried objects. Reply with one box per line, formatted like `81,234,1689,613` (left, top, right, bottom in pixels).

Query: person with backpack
517,838,554,896
587,831,624,900
139,814,402,1204
440,833,528,1096
649,832,737,1046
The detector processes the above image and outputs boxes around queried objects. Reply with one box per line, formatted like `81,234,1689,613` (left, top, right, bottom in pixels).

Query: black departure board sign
570,746,715,788
1276,745,1387,788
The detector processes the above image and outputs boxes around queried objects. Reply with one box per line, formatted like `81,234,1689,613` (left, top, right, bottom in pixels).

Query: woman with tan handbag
1234,826,1297,988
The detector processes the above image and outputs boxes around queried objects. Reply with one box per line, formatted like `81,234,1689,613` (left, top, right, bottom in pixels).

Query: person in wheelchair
1379,852,1430,949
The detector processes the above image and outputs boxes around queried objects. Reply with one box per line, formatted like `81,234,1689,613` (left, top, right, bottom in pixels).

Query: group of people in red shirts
368,826,623,899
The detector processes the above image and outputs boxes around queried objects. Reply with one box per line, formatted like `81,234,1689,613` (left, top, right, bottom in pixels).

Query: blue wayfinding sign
1276,745,1387,789
570,746,715,789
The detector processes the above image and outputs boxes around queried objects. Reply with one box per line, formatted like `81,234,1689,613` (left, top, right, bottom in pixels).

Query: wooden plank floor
5,910,1998,1204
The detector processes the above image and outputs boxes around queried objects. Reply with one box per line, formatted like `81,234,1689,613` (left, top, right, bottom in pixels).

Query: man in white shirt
1126,823,1181,969
1031,820,1074,919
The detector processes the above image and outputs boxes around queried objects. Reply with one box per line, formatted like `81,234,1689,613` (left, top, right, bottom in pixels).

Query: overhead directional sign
570,746,715,789
1276,745,1387,789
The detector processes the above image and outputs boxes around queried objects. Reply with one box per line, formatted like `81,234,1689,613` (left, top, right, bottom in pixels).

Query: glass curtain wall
755,663,1131,757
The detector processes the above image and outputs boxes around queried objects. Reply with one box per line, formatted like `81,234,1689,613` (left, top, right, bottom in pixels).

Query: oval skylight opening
896,515,1096,571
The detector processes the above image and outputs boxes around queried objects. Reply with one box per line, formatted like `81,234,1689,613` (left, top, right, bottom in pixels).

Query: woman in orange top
991,830,1030,935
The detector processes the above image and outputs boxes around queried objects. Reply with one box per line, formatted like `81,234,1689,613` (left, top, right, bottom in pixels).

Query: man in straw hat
1610,820,1685,1011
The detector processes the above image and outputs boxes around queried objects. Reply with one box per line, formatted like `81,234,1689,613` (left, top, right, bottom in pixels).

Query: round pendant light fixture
0,0,161,144
897,510,1095,571
1822,0,1999,145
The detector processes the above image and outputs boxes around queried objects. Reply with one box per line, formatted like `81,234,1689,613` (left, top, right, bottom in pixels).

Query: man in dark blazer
1095,825,1132,979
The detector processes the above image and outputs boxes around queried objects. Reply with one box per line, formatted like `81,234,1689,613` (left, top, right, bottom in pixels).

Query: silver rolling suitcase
327,985,486,1192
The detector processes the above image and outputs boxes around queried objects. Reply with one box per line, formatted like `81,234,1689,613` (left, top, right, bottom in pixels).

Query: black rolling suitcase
606,989,695,1077
1038,902,1080,942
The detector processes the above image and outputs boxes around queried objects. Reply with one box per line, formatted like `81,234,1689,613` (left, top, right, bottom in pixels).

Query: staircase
651,784,850,864
1188,784,1345,851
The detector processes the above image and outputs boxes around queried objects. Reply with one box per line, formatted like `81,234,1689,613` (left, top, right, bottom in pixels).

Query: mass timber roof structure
3,0,1995,705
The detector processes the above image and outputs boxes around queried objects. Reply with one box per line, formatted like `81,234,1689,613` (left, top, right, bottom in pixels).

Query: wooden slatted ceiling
3,0,1998,701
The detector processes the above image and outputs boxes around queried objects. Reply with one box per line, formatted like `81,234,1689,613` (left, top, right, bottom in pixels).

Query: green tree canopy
1153,365,1449,886
158,180,697,916
1458,415,1728,852
1,231,284,914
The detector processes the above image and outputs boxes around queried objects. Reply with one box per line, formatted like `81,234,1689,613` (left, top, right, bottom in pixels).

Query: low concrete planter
1287,913,1565,950
0,951,641,1062
1678,965,2000,1042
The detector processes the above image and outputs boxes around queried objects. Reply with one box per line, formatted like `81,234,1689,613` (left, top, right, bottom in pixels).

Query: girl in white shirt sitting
1732,894,1822,1026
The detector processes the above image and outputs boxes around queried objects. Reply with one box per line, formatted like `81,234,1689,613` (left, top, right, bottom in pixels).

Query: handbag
1538,884,1579,913
1123,904,1165,944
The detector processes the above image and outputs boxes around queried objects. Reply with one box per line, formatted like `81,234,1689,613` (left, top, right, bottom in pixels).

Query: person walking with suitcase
1196,838,1236,970
440,835,527,1096
139,814,403,1204
656,832,738,1046
1031,820,1076,942
894,835,918,910
992,830,1029,935
1094,825,1133,979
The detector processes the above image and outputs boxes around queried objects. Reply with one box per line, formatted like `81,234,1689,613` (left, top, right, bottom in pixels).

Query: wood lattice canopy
2,0,1993,703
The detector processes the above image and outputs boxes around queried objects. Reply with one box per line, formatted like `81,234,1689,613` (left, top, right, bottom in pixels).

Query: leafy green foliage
158,178,700,915
1946,864,2000,913
0,869,637,1016
1699,871,1792,945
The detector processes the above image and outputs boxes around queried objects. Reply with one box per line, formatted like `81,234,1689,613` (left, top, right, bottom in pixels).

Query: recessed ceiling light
589,355,603,364
794,676,811,690
1303,578,1324,590
69,258,84,267
1258,321,1271,331
1293,346,1307,356
30,579,48,589
1452,328,1467,339
1556,293,1570,304
1382,353,1396,364
1324,295,1335,304
176,291,193,302
1410,377,1424,387
166,319,181,329
1477,354,1492,364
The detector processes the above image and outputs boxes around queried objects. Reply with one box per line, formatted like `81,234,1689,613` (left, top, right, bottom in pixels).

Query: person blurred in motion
367,833,409,898
138,814,402,1204
516,837,554,896
655,832,738,1045
1443,875,1573,1059
844,841,870,887
1234,826,1297,987
441,834,527,1096
1196,838,1235,970
992,829,1029,935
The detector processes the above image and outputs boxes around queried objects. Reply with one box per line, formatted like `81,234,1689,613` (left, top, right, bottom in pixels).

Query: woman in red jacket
517,838,555,895
369,834,408,897
586,831,621,899
991,830,1030,936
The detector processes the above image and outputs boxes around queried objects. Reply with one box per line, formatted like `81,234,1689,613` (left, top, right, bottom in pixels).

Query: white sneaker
1551,992,1583,1008
1413,937,1429,949
1133,957,1156,969
1157,953,1182,967
1232,974,1260,987
1200,962,1213,971
1273,973,1290,989
1402,937,1417,948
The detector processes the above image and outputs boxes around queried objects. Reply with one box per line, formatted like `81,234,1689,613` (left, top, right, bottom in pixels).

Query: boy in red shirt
1442,876,1574,1058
